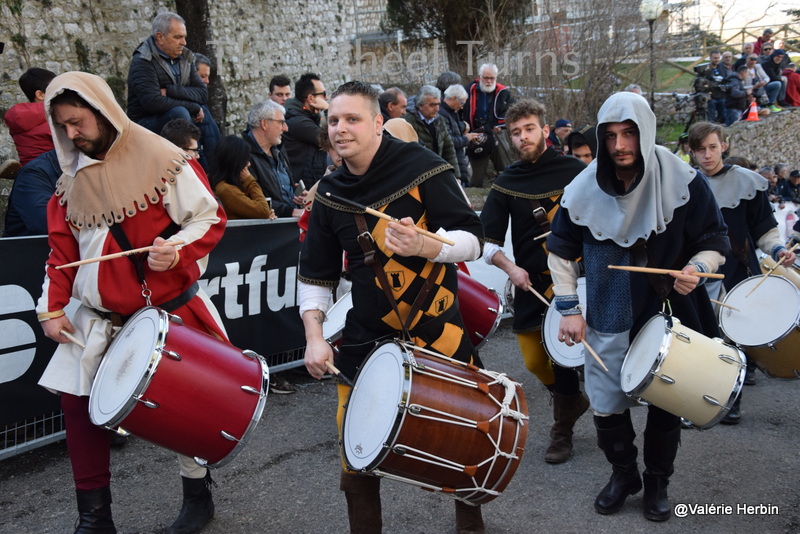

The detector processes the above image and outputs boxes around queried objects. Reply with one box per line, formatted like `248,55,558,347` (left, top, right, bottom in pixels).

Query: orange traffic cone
744,101,759,121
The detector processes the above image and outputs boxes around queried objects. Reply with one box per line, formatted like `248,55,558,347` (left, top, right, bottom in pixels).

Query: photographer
695,50,731,123
724,66,750,125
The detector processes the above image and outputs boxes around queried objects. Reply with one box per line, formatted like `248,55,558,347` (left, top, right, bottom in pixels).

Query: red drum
341,340,528,505
89,307,269,467
457,271,503,349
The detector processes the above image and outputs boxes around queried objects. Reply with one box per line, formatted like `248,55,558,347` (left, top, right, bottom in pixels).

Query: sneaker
0,159,21,180
269,374,297,394
768,104,783,113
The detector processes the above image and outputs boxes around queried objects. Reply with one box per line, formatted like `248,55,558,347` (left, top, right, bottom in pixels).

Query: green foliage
10,33,26,47
105,76,127,111
75,38,93,73
3,0,24,17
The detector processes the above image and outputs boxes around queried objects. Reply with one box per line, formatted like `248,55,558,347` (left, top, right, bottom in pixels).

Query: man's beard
74,115,115,158
518,135,546,163
480,82,496,93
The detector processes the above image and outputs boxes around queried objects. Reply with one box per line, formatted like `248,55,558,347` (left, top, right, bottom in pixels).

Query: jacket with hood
465,81,513,131
282,97,328,188
546,92,729,413
127,36,208,122
37,71,226,396
4,101,54,165
760,50,787,84
3,149,61,236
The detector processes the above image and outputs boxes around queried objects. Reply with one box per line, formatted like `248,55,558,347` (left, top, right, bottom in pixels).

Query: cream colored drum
759,254,800,290
542,277,587,368
719,275,800,378
621,314,745,429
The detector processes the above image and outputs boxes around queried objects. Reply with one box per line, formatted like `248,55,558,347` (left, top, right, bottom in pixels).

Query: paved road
2,320,799,533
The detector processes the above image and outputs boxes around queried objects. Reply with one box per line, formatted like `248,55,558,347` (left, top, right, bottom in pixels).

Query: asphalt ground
1,319,799,534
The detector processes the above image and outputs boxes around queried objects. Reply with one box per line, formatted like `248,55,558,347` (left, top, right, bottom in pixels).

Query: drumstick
534,231,551,241
608,265,724,279
710,299,739,312
56,240,185,270
60,330,86,349
580,338,609,373
325,361,354,387
324,192,455,246
525,284,551,307
745,243,800,298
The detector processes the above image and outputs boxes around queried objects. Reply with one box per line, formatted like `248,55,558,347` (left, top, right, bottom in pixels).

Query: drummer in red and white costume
37,71,226,534
688,121,796,422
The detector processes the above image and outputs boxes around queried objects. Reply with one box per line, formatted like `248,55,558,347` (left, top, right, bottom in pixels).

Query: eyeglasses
311,91,327,98
480,76,496,81
266,118,287,126
183,147,202,156
747,57,758,60
763,48,773,51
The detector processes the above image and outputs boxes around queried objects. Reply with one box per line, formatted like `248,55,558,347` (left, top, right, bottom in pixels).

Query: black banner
0,220,306,429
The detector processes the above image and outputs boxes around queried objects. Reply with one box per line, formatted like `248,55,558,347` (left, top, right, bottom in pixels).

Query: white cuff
432,229,481,263
298,281,332,316
483,242,502,265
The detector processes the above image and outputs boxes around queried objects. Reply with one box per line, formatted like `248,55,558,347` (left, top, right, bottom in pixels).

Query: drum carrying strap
354,213,443,339
630,240,673,301
107,222,198,312
528,198,551,235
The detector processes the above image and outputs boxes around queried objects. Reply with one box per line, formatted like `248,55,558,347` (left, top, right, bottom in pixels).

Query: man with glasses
242,100,304,219
744,53,776,110
404,85,461,183
283,72,329,189
464,63,515,187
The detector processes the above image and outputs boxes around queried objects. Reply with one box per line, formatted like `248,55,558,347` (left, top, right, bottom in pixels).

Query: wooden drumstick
324,192,455,246
745,243,799,297
60,329,86,349
325,360,354,387
56,240,185,270
710,299,740,312
580,338,609,373
525,284,551,307
534,231,551,241
608,265,725,279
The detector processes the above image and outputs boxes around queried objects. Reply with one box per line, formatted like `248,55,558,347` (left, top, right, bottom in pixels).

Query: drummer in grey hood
546,92,730,522
37,71,228,534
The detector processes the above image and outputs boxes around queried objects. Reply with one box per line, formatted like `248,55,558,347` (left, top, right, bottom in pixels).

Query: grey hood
560,92,696,247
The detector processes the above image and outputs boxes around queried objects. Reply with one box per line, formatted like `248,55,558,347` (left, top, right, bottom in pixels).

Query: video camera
692,63,730,94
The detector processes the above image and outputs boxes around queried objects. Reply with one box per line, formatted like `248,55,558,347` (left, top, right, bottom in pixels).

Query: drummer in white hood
546,92,730,522
37,71,227,534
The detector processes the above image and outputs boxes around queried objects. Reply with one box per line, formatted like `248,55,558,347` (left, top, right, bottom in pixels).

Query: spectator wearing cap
565,125,597,165
546,118,572,154
778,169,800,204
754,28,775,56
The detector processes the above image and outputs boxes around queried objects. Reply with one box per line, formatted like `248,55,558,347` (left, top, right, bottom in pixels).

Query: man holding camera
697,50,732,124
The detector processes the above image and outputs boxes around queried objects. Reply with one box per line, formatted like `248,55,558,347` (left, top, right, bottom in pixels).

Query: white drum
323,292,352,344
542,277,587,368
719,275,800,378
621,315,745,429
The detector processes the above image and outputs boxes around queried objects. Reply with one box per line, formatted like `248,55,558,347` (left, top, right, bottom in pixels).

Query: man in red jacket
4,67,56,166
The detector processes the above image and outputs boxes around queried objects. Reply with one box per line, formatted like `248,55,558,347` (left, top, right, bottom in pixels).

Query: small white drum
542,277,587,368
759,254,800,290
503,278,515,316
323,291,352,344
719,275,800,378
341,340,528,505
621,315,745,429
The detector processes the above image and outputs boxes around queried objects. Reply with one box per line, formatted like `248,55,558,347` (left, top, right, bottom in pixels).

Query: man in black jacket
127,12,220,169
242,100,303,218
439,84,478,186
282,73,329,188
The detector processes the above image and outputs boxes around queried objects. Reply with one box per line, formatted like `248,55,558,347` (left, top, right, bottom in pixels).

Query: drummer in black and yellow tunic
297,81,485,534
480,99,589,465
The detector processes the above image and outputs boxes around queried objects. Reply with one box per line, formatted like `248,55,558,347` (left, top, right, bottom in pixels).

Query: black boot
74,486,116,534
340,471,382,534
545,392,590,463
721,392,741,425
454,500,485,533
642,421,681,521
167,473,215,534
594,412,642,515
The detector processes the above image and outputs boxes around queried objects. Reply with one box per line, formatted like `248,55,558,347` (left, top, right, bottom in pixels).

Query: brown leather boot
544,392,590,463
340,472,382,534
454,500,485,533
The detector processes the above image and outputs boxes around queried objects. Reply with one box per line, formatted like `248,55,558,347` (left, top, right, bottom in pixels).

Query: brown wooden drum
341,340,528,505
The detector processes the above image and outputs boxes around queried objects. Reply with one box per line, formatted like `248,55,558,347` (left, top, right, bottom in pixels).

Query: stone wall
726,108,800,168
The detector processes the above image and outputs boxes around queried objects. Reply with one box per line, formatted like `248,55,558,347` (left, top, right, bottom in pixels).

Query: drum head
621,316,669,394
323,292,352,342
343,342,407,470
89,307,165,426
719,276,800,347
543,277,587,367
